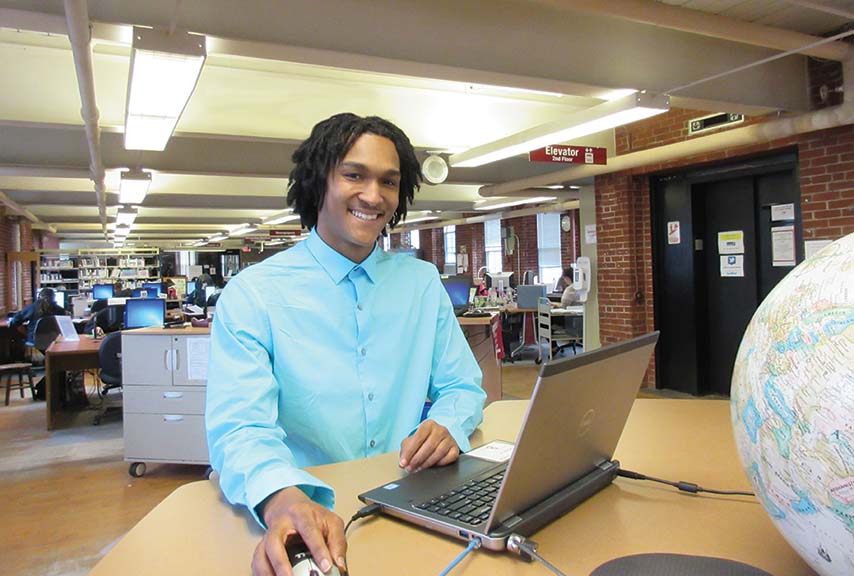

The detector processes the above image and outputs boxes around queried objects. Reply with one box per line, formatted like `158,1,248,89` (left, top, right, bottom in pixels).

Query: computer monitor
142,282,163,296
92,284,114,300
186,280,197,296
38,287,65,309
204,285,217,300
440,275,473,315
131,288,149,298
485,271,515,292
124,298,166,329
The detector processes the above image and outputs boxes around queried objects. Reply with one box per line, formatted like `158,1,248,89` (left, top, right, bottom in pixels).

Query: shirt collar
305,227,381,284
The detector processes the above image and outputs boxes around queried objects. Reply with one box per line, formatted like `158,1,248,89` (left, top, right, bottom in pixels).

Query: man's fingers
325,514,348,572
399,425,429,467
261,530,293,576
415,437,455,471
297,519,335,574
252,540,277,576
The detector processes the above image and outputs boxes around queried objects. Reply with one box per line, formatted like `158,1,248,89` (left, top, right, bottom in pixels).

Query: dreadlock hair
286,113,422,231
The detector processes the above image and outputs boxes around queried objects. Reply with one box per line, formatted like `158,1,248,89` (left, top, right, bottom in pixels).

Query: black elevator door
701,177,759,395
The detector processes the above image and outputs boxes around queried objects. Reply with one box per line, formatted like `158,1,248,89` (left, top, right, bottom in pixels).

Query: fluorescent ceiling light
403,216,440,224
115,207,138,226
207,234,228,242
449,92,670,168
263,213,300,226
266,239,286,246
229,225,258,237
114,225,132,237
119,169,152,204
473,196,557,211
124,27,206,151
466,84,563,98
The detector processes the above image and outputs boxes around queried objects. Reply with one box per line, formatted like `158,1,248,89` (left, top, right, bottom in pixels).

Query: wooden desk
44,336,102,430
458,313,502,403
88,399,813,576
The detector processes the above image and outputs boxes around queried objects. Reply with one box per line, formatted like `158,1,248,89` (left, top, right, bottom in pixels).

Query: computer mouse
287,537,342,576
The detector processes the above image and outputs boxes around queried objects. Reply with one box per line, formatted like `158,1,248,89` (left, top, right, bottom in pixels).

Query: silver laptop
358,332,659,551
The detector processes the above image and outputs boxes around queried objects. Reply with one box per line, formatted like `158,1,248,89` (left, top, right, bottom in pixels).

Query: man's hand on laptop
254,486,346,576
399,420,460,473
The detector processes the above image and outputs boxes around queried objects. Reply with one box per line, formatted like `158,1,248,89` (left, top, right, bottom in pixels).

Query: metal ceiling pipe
529,0,851,61
63,0,108,234
479,101,854,197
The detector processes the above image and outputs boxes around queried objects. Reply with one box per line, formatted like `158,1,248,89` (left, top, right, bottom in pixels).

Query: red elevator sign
528,145,607,165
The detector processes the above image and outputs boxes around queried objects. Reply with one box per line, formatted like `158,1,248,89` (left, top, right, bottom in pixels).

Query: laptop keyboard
413,470,504,525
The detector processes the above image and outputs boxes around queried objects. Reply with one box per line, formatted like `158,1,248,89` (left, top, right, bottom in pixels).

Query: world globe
731,233,853,576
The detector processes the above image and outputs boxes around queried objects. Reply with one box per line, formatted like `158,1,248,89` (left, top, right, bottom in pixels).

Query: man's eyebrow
339,161,401,177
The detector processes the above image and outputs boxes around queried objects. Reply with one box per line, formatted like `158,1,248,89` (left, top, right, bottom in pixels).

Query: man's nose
359,178,383,204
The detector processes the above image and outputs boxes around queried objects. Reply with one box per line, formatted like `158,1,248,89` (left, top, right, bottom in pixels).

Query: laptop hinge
491,460,620,539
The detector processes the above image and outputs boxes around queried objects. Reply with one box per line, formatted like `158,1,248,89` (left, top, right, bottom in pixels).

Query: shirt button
368,393,374,401
369,440,376,448
357,303,363,311
361,348,367,356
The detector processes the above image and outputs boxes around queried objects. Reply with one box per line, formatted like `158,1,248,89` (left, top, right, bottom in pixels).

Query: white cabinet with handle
121,327,211,477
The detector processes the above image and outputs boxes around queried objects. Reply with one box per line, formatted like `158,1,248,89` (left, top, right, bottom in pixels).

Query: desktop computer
92,284,114,300
124,298,166,329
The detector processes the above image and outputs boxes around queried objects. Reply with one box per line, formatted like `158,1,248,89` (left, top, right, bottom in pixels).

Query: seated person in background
82,298,109,335
560,283,583,307
9,287,68,343
554,267,574,293
206,113,485,576
112,280,131,297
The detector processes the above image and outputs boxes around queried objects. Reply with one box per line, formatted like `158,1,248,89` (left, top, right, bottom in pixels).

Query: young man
206,113,486,576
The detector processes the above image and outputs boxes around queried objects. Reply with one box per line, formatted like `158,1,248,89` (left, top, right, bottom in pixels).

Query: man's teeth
351,210,379,221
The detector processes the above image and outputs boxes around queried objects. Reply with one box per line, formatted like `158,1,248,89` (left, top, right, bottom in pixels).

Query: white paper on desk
56,315,79,341
187,337,210,381
467,440,514,463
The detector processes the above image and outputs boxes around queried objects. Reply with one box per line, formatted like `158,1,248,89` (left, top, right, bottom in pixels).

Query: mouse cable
438,537,481,576
617,468,755,497
344,503,382,535
507,534,568,576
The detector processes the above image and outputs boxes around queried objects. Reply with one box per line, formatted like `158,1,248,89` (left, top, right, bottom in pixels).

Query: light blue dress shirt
206,228,485,525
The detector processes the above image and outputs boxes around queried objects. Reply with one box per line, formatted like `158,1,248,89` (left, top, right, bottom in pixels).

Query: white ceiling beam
528,0,851,61
0,191,56,232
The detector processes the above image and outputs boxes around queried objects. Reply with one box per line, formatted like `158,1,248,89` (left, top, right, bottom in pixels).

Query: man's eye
344,172,362,180
384,178,399,187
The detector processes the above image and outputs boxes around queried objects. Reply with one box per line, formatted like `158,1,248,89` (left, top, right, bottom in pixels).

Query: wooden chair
1,362,36,405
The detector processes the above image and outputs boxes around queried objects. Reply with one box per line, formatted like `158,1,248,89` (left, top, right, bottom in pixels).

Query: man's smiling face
316,133,401,263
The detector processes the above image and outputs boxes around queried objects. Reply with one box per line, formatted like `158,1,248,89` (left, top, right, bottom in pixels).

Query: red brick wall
420,227,444,271
596,114,854,386
452,222,485,280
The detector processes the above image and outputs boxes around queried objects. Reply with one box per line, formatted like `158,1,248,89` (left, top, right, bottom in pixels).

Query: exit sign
528,145,607,165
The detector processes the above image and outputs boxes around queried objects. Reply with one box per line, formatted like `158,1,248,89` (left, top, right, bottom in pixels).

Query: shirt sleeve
205,277,334,527
423,276,486,453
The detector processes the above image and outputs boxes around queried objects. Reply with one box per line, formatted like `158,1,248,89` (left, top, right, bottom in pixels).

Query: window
177,250,196,277
484,219,503,273
443,225,456,274
410,229,420,250
537,212,562,288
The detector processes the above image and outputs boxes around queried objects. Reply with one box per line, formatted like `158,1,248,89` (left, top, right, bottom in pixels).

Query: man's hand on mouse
399,420,460,473
253,487,346,576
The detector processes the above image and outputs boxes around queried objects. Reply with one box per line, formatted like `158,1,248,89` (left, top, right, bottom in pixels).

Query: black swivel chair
94,305,125,334
30,315,61,353
94,331,122,425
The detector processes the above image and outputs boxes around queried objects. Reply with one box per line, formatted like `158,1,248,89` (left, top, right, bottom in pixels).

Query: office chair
94,331,122,425
536,298,582,363
32,316,61,354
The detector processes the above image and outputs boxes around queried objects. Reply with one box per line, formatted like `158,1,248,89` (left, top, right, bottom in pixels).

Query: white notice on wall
770,203,795,222
718,231,744,255
187,337,211,381
804,239,833,259
720,255,744,277
585,224,597,245
667,221,681,245
771,225,796,267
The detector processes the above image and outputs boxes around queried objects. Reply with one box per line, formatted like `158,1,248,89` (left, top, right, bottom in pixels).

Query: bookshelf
39,248,161,296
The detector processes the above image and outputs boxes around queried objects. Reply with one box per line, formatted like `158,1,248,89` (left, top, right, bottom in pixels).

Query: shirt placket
350,267,381,456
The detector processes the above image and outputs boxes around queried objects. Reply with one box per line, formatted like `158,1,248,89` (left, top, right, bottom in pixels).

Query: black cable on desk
617,468,755,497
344,503,382,534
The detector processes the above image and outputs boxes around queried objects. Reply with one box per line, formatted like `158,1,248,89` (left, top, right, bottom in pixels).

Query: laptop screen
124,298,165,329
441,276,472,309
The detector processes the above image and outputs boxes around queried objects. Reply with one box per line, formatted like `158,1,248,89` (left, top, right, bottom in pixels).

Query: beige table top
88,399,814,575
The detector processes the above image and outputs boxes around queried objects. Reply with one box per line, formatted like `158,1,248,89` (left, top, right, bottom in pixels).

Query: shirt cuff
245,465,336,528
